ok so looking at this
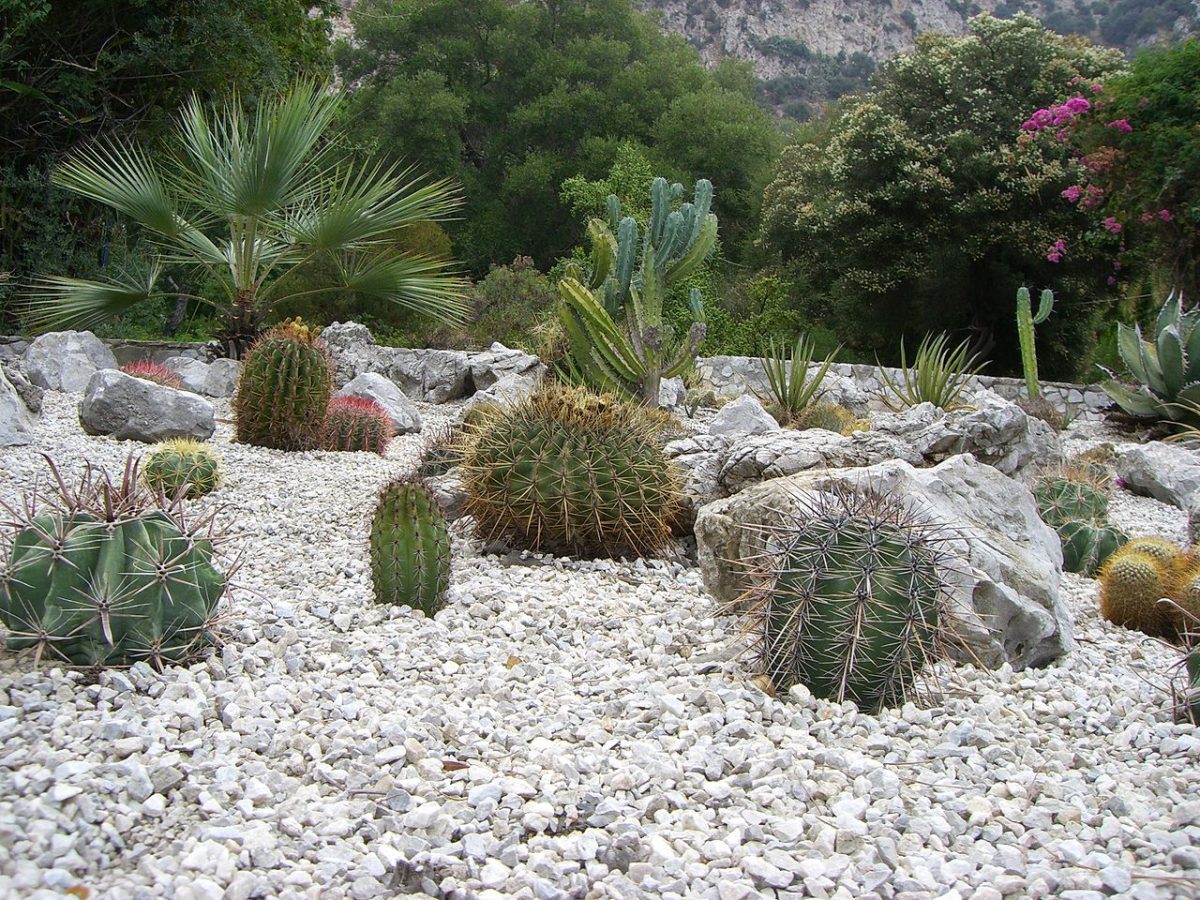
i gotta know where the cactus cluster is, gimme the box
[462,384,681,557]
[0,456,228,669]
[1098,536,1200,640]
[234,318,332,450]
[1034,468,1127,577]
[792,400,861,435]
[739,486,954,713]
[120,360,184,390]
[143,439,222,500]
[322,396,394,455]
[369,478,450,615]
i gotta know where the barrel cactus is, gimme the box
[1058,520,1127,577]
[234,318,332,450]
[369,478,450,615]
[1099,547,1175,638]
[0,456,227,669]
[322,396,393,455]
[120,360,184,390]
[739,487,953,713]
[1034,477,1109,528]
[793,401,859,435]
[143,439,222,500]
[461,383,681,557]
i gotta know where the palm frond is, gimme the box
[20,263,179,333]
[335,253,470,324]
[53,140,179,237]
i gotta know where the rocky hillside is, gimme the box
[639,0,1198,117]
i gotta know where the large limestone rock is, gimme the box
[1116,441,1200,513]
[695,455,1071,671]
[165,356,240,398]
[380,348,472,404]
[336,372,422,434]
[24,331,117,392]
[0,367,35,447]
[709,395,780,438]
[321,321,381,386]
[468,342,544,391]
[1,361,43,414]
[79,370,216,443]
[468,371,543,409]
[164,356,210,393]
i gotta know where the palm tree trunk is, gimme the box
[219,289,261,359]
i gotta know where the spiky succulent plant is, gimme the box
[142,439,222,500]
[1099,546,1176,639]
[1058,520,1127,577]
[120,360,184,390]
[461,383,681,557]
[792,400,859,435]
[0,455,230,669]
[738,486,954,713]
[369,477,450,615]
[1034,477,1109,529]
[234,318,331,450]
[322,396,394,455]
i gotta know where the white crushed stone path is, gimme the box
[0,393,1198,899]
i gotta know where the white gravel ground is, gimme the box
[1,394,1198,900]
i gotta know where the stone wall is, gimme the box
[0,336,212,366]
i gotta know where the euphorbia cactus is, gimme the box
[1016,286,1054,400]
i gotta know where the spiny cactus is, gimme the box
[369,478,450,615]
[793,400,859,435]
[1099,547,1176,638]
[558,177,717,405]
[1016,286,1054,400]
[322,396,394,455]
[461,383,681,557]
[738,486,954,713]
[142,439,222,500]
[234,318,331,450]
[1034,477,1109,528]
[1058,520,1127,577]
[1176,643,1200,725]
[120,360,184,390]
[0,456,228,669]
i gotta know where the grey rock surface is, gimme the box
[23,331,117,392]
[695,454,1071,670]
[336,373,422,434]
[1117,441,1200,513]
[468,343,543,392]
[0,366,35,446]
[0,361,43,414]
[468,371,542,409]
[709,395,779,438]
[320,321,380,386]
[381,348,472,404]
[78,369,216,442]
[204,359,240,398]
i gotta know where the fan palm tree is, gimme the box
[25,81,468,356]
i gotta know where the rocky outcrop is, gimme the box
[694,455,1071,671]
[79,370,216,443]
[1116,441,1200,513]
[24,331,118,392]
[0,366,35,447]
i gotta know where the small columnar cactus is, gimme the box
[234,318,332,450]
[1016,286,1054,400]
[120,360,184,390]
[369,478,450,615]
[739,487,954,713]
[322,396,394,455]
[1058,520,1127,577]
[462,384,681,557]
[143,439,222,500]
[0,456,228,669]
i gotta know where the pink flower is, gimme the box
[1108,276,1118,285]
[1065,97,1091,114]
[1102,217,1123,234]
[1061,185,1083,203]
[1046,239,1067,263]
[1106,118,1133,133]
[1141,211,1156,224]
[1091,83,1104,94]
[1159,209,1173,222]
[1080,184,1106,211]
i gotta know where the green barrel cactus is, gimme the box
[1034,477,1109,528]
[0,457,227,669]
[741,487,952,713]
[234,318,332,450]
[462,383,681,557]
[143,438,222,499]
[369,477,451,615]
[1058,520,1127,577]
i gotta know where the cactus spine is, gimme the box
[0,457,227,669]
[1034,477,1108,528]
[462,384,681,557]
[740,487,953,713]
[369,478,450,615]
[121,360,185,390]
[322,396,394,455]
[142,439,222,500]
[558,177,716,405]
[1016,286,1054,400]
[234,319,332,450]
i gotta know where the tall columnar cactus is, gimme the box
[1102,289,1200,429]
[322,396,394,455]
[461,383,681,557]
[558,177,717,406]
[1058,520,1127,577]
[369,478,450,615]
[739,487,953,713]
[234,318,332,450]
[0,456,228,669]
[142,438,222,500]
[1016,287,1054,400]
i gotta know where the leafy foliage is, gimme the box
[759,335,839,425]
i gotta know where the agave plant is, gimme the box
[1102,290,1200,430]
[759,334,840,425]
[877,333,987,412]
[25,81,468,356]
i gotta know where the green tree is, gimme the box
[337,0,780,272]
[761,14,1123,379]
[26,83,467,355]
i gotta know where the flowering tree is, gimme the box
[761,14,1123,379]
